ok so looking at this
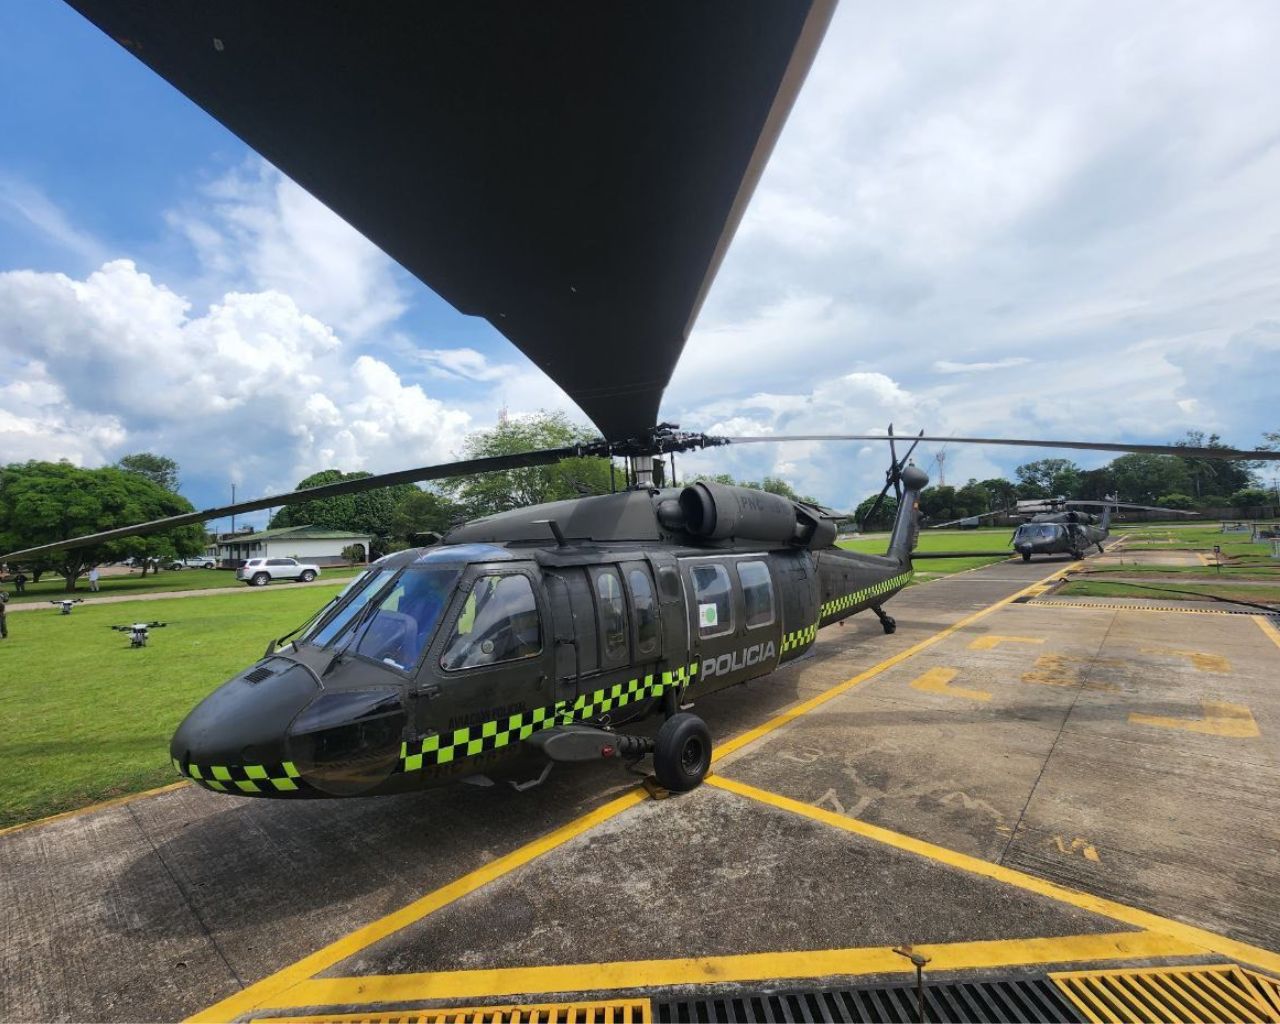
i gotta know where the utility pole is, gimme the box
[230,482,236,536]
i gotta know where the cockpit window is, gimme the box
[1016,524,1061,542]
[441,574,542,671]
[353,568,462,671]
[306,568,397,647]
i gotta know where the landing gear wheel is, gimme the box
[251,572,270,586]
[1021,551,1032,562]
[653,713,711,792]
[880,615,897,635]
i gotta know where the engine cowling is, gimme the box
[673,482,836,548]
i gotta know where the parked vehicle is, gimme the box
[235,557,320,586]
[168,556,217,570]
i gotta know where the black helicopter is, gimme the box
[933,498,1195,560]
[8,2,1279,799]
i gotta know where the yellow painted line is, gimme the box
[708,775,1280,975]
[1256,615,1280,652]
[1140,647,1231,673]
[909,666,991,702]
[1030,600,1259,617]
[1129,700,1260,738]
[0,781,190,838]
[185,788,649,1023]
[279,933,1194,1009]
[968,634,1045,650]
[255,997,654,1024]
[713,561,1080,763]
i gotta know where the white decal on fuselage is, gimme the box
[701,640,777,679]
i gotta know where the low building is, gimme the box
[212,525,373,568]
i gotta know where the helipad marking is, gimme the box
[707,776,1280,975]
[185,561,1083,1022]
[1055,836,1102,862]
[909,666,991,702]
[277,933,1195,1010]
[1129,701,1260,738]
[1140,647,1232,673]
[1256,615,1280,652]
[968,634,1045,650]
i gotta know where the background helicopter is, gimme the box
[7,2,1279,800]
[931,496,1196,560]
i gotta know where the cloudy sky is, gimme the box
[2,1,1279,525]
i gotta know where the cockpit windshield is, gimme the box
[1015,523,1061,543]
[339,567,463,672]
[304,568,398,648]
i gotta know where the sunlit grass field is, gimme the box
[838,527,1012,575]
[1056,579,1280,606]
[3,566,360,605]
[0,582,348,828]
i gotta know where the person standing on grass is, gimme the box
[0,591,8,639]
[13,571,25,595]
[89,566,100,592]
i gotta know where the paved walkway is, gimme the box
[5,576,348,613]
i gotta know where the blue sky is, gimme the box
[3,1,1280,525]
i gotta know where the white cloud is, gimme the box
[933,357,1030,374]
[167,161,408,340]
[0,260,471,502]
[417,347,511,383]
[0,177,107,266]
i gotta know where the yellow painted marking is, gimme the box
[714,561,1081,763]
[1052,964,1279,1024]
[1030,600,1251,616]
[0,781,189,838]
[909,667,991,702]
[1055,836,1101,862]
[255,998,654,1023]
[708,775,1280,975]
[1129,700,1260,738]
[1021,653,1127,690]
[189,560,1082,1020]
[279,933,1194,1010]
[1140,647,1232,673]
[1256,616,1280,653]
[185,788,649,1023]
[1196,552,1215,566]
[968,634,1045,650]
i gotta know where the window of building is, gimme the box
[691,563,733,638]
[441,574,542,671]
[737,560,775,629]
[627,569,659,657]
[594,568,629,666]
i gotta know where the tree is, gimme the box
[1229,487,1274,508]
[854,493,898,531]
[1109,454,1191,505]
[1015,459,1081,499]
[388,488,463,541]
[0,461,204,591]
[117,452,181,493]
[269,470,421,556]
[1172,431,1256,499]
[442,412,614,517]
[955,479,991,518]
[977,478,1018,512]
[1156,493,1196,510]
[1076,467,1117,501]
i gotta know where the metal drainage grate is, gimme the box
[656,977,1080,1023]
[253,1000,651,1024]
[1051,964,1280,1023]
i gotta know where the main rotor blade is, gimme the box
[66,1,834,442]
[1065,500,1199,514]
[0,446,582,562]
[724,435,1280,461]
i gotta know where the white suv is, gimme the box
[236,557,321,586]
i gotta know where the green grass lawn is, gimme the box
[0,581,350,828]
[1112,524,1272,557]
[1056,580,1280,606]
[838,528,1012,576]
[3,566,361,605]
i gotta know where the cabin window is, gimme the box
[691,563,733,638]
[355,567,461,670]
[737,560,775,629]
[594,568,629,666]
[627,569,659,658]
[441,574,542,671]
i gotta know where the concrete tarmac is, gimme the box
[4,555,1279,1022]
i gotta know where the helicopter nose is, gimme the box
[171,661,408,797]
[171,662,319,795]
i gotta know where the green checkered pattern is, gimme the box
[780,622,818,654]
[399,661,699,773]
[174,757,305,794]
[820,570,914,620]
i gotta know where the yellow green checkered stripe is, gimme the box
[820,570,914,620]
[399,661,699,773]
[780,622,817,654]
[174,757,306,794]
